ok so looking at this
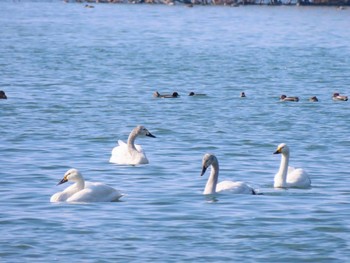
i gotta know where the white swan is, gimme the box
[50,169,123,202]
[273,143,311,188]
[200,153,256,195]
[109,125,156,165]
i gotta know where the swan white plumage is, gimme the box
[109,125,156,165]
[273,143,311,188]
[50,169,123,202]
[200,153,256,195]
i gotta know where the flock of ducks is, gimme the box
[152,90,348,102]
[51,125,312,203]
[153,91,207,98]
[1,90,347,102]
[279,93,348,102]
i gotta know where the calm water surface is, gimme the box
[1,1,350,262]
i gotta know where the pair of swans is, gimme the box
[51,125,155,202]
[200,143,311,195]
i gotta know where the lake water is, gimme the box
[1,1,350,262]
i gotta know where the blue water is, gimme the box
[1,1,350,262]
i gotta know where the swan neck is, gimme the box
[277,152,289,187]
[75,176,85,190]
[203,161,219,195]
[127,130,138,152]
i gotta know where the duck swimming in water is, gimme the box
[240,92,246,98]
[188,92,207,96]
[308,96,319,102]
[280,94,299,102]
[153,91,179,98]
[0,90,7,99]
[332,93,348,101]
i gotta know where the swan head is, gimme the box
[134,125,156,138]
[200,153,218,176]
[57,168,82,185]
[274,143,289,155]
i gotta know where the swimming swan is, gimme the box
[50,169,123,202]
[273,143,311,188]
[109,125,156,165]
[200,153,256,195]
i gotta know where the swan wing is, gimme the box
[132,144,148,164]
[50,191,65,202]
[287,168,311,188]
[110,140,128,164]
[216,181,255,194]
[50,183,82,202]
[67,182,123,202]
[112,140,144,154]
[109,140,148,165]
[111,140,126,154]
[135,144,145,154]
[287,166,296,174]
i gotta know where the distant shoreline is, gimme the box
[65,0,349,7]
